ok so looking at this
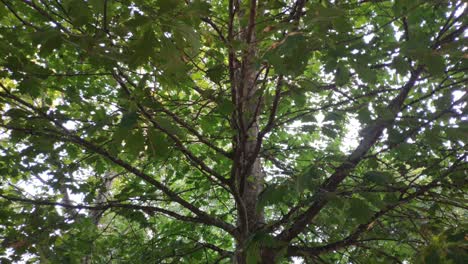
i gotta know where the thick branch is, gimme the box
[286,155,465,258]
[0,193,209,225]
[277,68,423,242]
[0,87,236,237]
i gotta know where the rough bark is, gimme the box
[232,1,309,262]
[232,1,266,262]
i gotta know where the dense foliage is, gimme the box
[0,0,466,263]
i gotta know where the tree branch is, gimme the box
[116,71,233,159]
[277,67,423,242]
[286,155,465,257]
[201,17,227,44]
[0,193,211,225]
[0,86,237,237]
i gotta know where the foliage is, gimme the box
[0,0,466,263]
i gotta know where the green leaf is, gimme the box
[264,34,311,76]
[335,62,350,86]
[347,198,374,224]
[363,171,393,185]
[309,5,345,21]
[157,0,181,12]
[292,90,307,107]
[361,192,385,209]
[392,56,411,75]
[216,99,234,116]
[206,65,225,83]
[333,16,352,33]
[257,185,289,210]
[322,124,338,138]
[324,112,345,122]
[393,0,412,16]
[356,65,377,84]
[424,53,445,76]
[114,112,138,142]
[119,112,138,129]
[383,193,399,204]
[449,170,466,186]
[154,117,182,137]
[434,90,452,109]
[394,143,413,161]
[130,29,158,66]
[357,107,372,124]
[32,30,63,57]
[125,129,145,157]
[64,0,92,26]
[147,129,170,159]
[296,167,321,193]
[446,127,467,142]
[88,0,105,14]
[17,77,41,97]
[301,113,317,123]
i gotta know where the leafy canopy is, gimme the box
[0,0,466,263]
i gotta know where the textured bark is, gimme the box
[232,1,308,261]
[232,1,265,262]
[238,38,264,232]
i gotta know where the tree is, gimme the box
[0,0,466,263]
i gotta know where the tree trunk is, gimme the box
[232,1,269,262]
[82,173,114,264]
[237,51,264,232]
